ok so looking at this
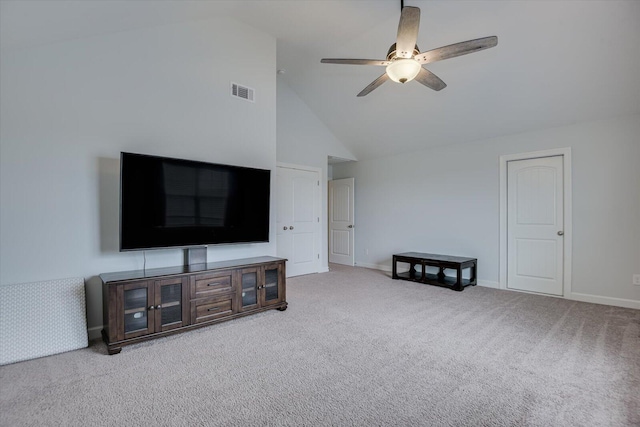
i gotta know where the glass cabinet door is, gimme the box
[238,264,283,311]
[122,282,154,339]
[240,268,259,309]
[155,278,187,332]
[264,266,280,304]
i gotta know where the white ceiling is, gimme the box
[2,0,639,160]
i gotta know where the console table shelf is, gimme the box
[392,252,477,292]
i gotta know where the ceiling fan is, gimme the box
[321,3,498,97]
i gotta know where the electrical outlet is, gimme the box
[633,274,640,286]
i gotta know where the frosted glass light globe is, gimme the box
[386,59,421,83]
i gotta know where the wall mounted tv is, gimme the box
[120,152,270,251]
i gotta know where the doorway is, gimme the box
[276,165,321,277]
[328,178,355,266]
[500,148,572,297]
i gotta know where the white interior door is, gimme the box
[276,166,320,277]
[329,178,355,266]
[507,156,564,295]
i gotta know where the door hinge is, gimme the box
[317,180,320,186]
[317,254,320,259]
[317,217,320,222]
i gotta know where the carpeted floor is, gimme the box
[1,264,639,426]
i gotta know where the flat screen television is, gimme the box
[120,152,270,251]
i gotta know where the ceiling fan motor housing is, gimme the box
[386,43,421,61]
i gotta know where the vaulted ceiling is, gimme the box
[2,1,639,160]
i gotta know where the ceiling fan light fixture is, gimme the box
[386,58,421,83]
[320,4,497,96]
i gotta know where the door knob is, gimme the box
[348,225,353,228]
[283,226,288,230]
[289,226,294,230]
[557,231,564,236]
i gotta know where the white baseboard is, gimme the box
[355,261,392,272]
[318,266,330,273]
[495,286,639,310]
[349,263,638,309]
[359,262,638,309]
[357,262,499,289]
[87,326,103,341]
[477,280,500,289]
[569,292,640,310]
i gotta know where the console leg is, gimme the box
[392,256,398,279]
[277,302,288,311]
[454,267,464,291]
[470,263,477,286]
[107,346,122,355]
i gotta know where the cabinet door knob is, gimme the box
[557,231,564,236]
[348,225,354,228]
[283,226,288,230]
[148,306,155,310]
[155,305,162,309]
[289,226,294,230]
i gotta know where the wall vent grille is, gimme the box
[231,82,255,102]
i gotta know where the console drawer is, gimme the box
[191,294,235,324]
[190,271,233,298]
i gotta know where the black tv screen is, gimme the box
[120,152,270,251]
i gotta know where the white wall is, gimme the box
[276,80,356,272]
[333,115,640,307]
[0,17,277,334]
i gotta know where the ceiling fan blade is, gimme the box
[414,67,446,91]
[415,36,498,64]
[321,58,390,66]
[357,73,390,97]
[396,6,420,58]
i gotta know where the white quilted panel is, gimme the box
[0,277,88,365]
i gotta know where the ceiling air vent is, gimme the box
[231,82,255,103]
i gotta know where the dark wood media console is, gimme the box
[101,256,287,354]
[392,252,477,291]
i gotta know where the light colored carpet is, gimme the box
[1,264,639,426]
